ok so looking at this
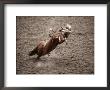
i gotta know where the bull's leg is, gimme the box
[48,52,51,57]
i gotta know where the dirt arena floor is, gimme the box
[16,16,94,74]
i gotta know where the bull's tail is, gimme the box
[29,47,38,56]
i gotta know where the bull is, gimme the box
[29,24,71,59]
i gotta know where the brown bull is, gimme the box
[29,24,71,59]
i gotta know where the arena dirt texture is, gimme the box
[16,16,94,74]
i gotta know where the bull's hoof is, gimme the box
[48,53,51,57]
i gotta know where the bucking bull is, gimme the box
[29,24,72,59]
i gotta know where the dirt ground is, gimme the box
[16,16,94,74]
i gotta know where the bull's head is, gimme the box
[59,24,72,38]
